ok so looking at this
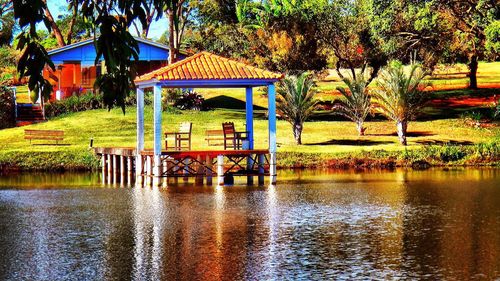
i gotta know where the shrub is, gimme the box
[45,91,104,118]
[0,86,15,129]
[174,90,207,111]
[436,145,467,162]
[493,98,500,120]
[165,88,183,105]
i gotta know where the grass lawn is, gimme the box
[0,105,498,155]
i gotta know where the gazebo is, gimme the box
[134,52,284,187]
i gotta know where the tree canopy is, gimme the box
[9,0,500,113]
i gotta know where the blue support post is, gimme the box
[268,84,277,153]
[136,87,145,186]
[245,87,254,149]
[267,84,277,185]
[153,84,163,187]
[246,87,254,185]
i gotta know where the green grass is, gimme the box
[0,104,498,170]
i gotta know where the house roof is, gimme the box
[135,51,284,83]
[47,36,187,56]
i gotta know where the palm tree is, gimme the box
[371,62,428,145]
[277,72,318,145]
[334,74,372,136]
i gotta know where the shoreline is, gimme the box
[1,142,498,173]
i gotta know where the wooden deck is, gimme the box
[93,147,271,186]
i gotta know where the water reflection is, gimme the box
[0,168,498,279]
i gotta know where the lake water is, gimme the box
[0,168,499,280]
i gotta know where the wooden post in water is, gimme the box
[113,155,118,185]
[107,154,112,185]
[258,154,265,185]
[120,155,125,187]
[101,155,107,185]
[195,155,203,185]
[127,156,133,186]
[217,155,224,186]
[146,155,152,186]
[269,153,277,185]
[162,158,168,188]
[247,154,254,185]
[206,155,213,185]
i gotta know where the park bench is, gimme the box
[205,129,225,147]
[24,129,64,145]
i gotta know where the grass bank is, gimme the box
[0,105,498,171]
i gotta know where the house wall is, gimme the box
[44,63,84,101]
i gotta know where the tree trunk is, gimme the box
[41,0,65,47]
[396,120,408,146]
[168,11,176,64]
[293,122,303,145]
[356,121,365,136]
[468,54,478,90]
[65,3,78,44]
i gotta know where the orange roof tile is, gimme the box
[135,52,284,83]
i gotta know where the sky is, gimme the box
[47,1,168,40]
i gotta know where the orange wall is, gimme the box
[44,63,99,101]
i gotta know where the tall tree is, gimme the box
[318,0,387,84]
[165,0,193,63]
[436,0,499,89]
[131,0,156,38]
[0,0,14,46]
[40,0,66,47]
[366,0,453,71]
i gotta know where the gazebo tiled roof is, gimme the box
[135,51,284,82]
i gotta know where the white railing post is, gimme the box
[136,87,145,186]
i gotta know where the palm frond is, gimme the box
[371,63,428,123]
[277,72,318,125]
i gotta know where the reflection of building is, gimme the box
[42,37,186,101]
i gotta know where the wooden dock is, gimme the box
[93,147,273,186]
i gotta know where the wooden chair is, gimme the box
[222,122,247,150]
[165,122,192,151]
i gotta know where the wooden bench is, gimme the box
[24,129,64,145]
[205,129,225,146]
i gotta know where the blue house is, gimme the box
[43,37,186,100]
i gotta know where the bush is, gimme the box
[436,144,467,162]
[174,90,207,111]
[0,86,16,129]
[164,88,183,105]
[45,91,104,118]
